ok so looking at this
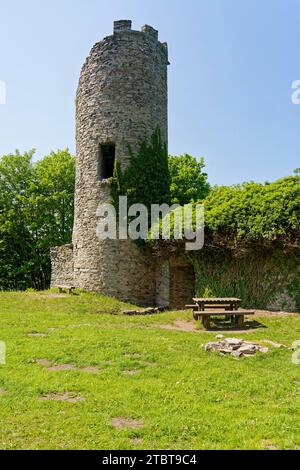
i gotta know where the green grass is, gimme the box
[0,290,300,450]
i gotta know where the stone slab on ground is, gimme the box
[123,307,166,316]
[204,337,270,358]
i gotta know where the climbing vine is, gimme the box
[110,127,170,219]
[191,248,300,311]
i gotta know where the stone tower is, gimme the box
[51,20,195,308]
[72,20,168,304]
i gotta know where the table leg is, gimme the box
[202,316,210,329]
[237,315,244,328]
[233,302,240,326]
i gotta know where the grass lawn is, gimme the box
[0,290,299,450]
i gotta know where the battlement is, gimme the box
[113,20,159,41]
[113,20,132,33]
[141,25,158,41]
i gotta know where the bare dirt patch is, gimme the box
[36,359,52,366]
[111,417,144,429]
[0,388,5,396]
[36,359,100,373]
[81,366,100,374]
[157,308,297,334]
[157,320,262,334]
[47,364,75,371]
[39,392,84,403]
[157,320,199,333]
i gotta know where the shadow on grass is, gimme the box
[205,319,266,332]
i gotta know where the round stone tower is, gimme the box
[72,20,169,305]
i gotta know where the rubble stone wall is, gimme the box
[169,258,195,309]
[70,20,168,305]
[50,244,74,287]
[156,260,170,307]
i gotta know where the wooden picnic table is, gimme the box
[193,297,241,312]
[187,297,254,329]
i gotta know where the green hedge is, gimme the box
[153,175,300,244]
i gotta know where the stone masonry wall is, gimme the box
[155,257,196,310]
[50,244,74,287]
[155,260,170,307]
[169,258,195,310]
[71,20,169,305]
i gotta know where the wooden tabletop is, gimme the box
[193,298,241,303]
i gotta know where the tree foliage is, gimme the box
[0,149,75,290]
[204,176,300,241]
[169,154,210,205]
[154,174,300,245]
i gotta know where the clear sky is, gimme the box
[0,0,299,185]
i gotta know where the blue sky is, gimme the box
[0,0,299,185]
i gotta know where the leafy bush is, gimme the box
[169,154,210,205]
[153,175,300,243]
[0,149,75,290]
[204,176,300,241]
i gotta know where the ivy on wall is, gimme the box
[111,127,170,218]
[191,248,300,312]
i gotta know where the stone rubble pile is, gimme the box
[204,337,269,358]
[123,307,166,316]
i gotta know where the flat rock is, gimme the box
[231,350,243,358]
[219,348,233,355]
[123,310,138,315]
[237,345,256,355]
[123,307,161,316]
[204,342,221,352]
[204,337,271,358]
[224,338,243,346]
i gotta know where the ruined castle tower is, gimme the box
[58,21,169,304]
[51,20,195,307]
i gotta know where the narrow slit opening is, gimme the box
[98,143,115,179]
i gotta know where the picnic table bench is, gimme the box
[186,298,255,329]
[55,285,75,295]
